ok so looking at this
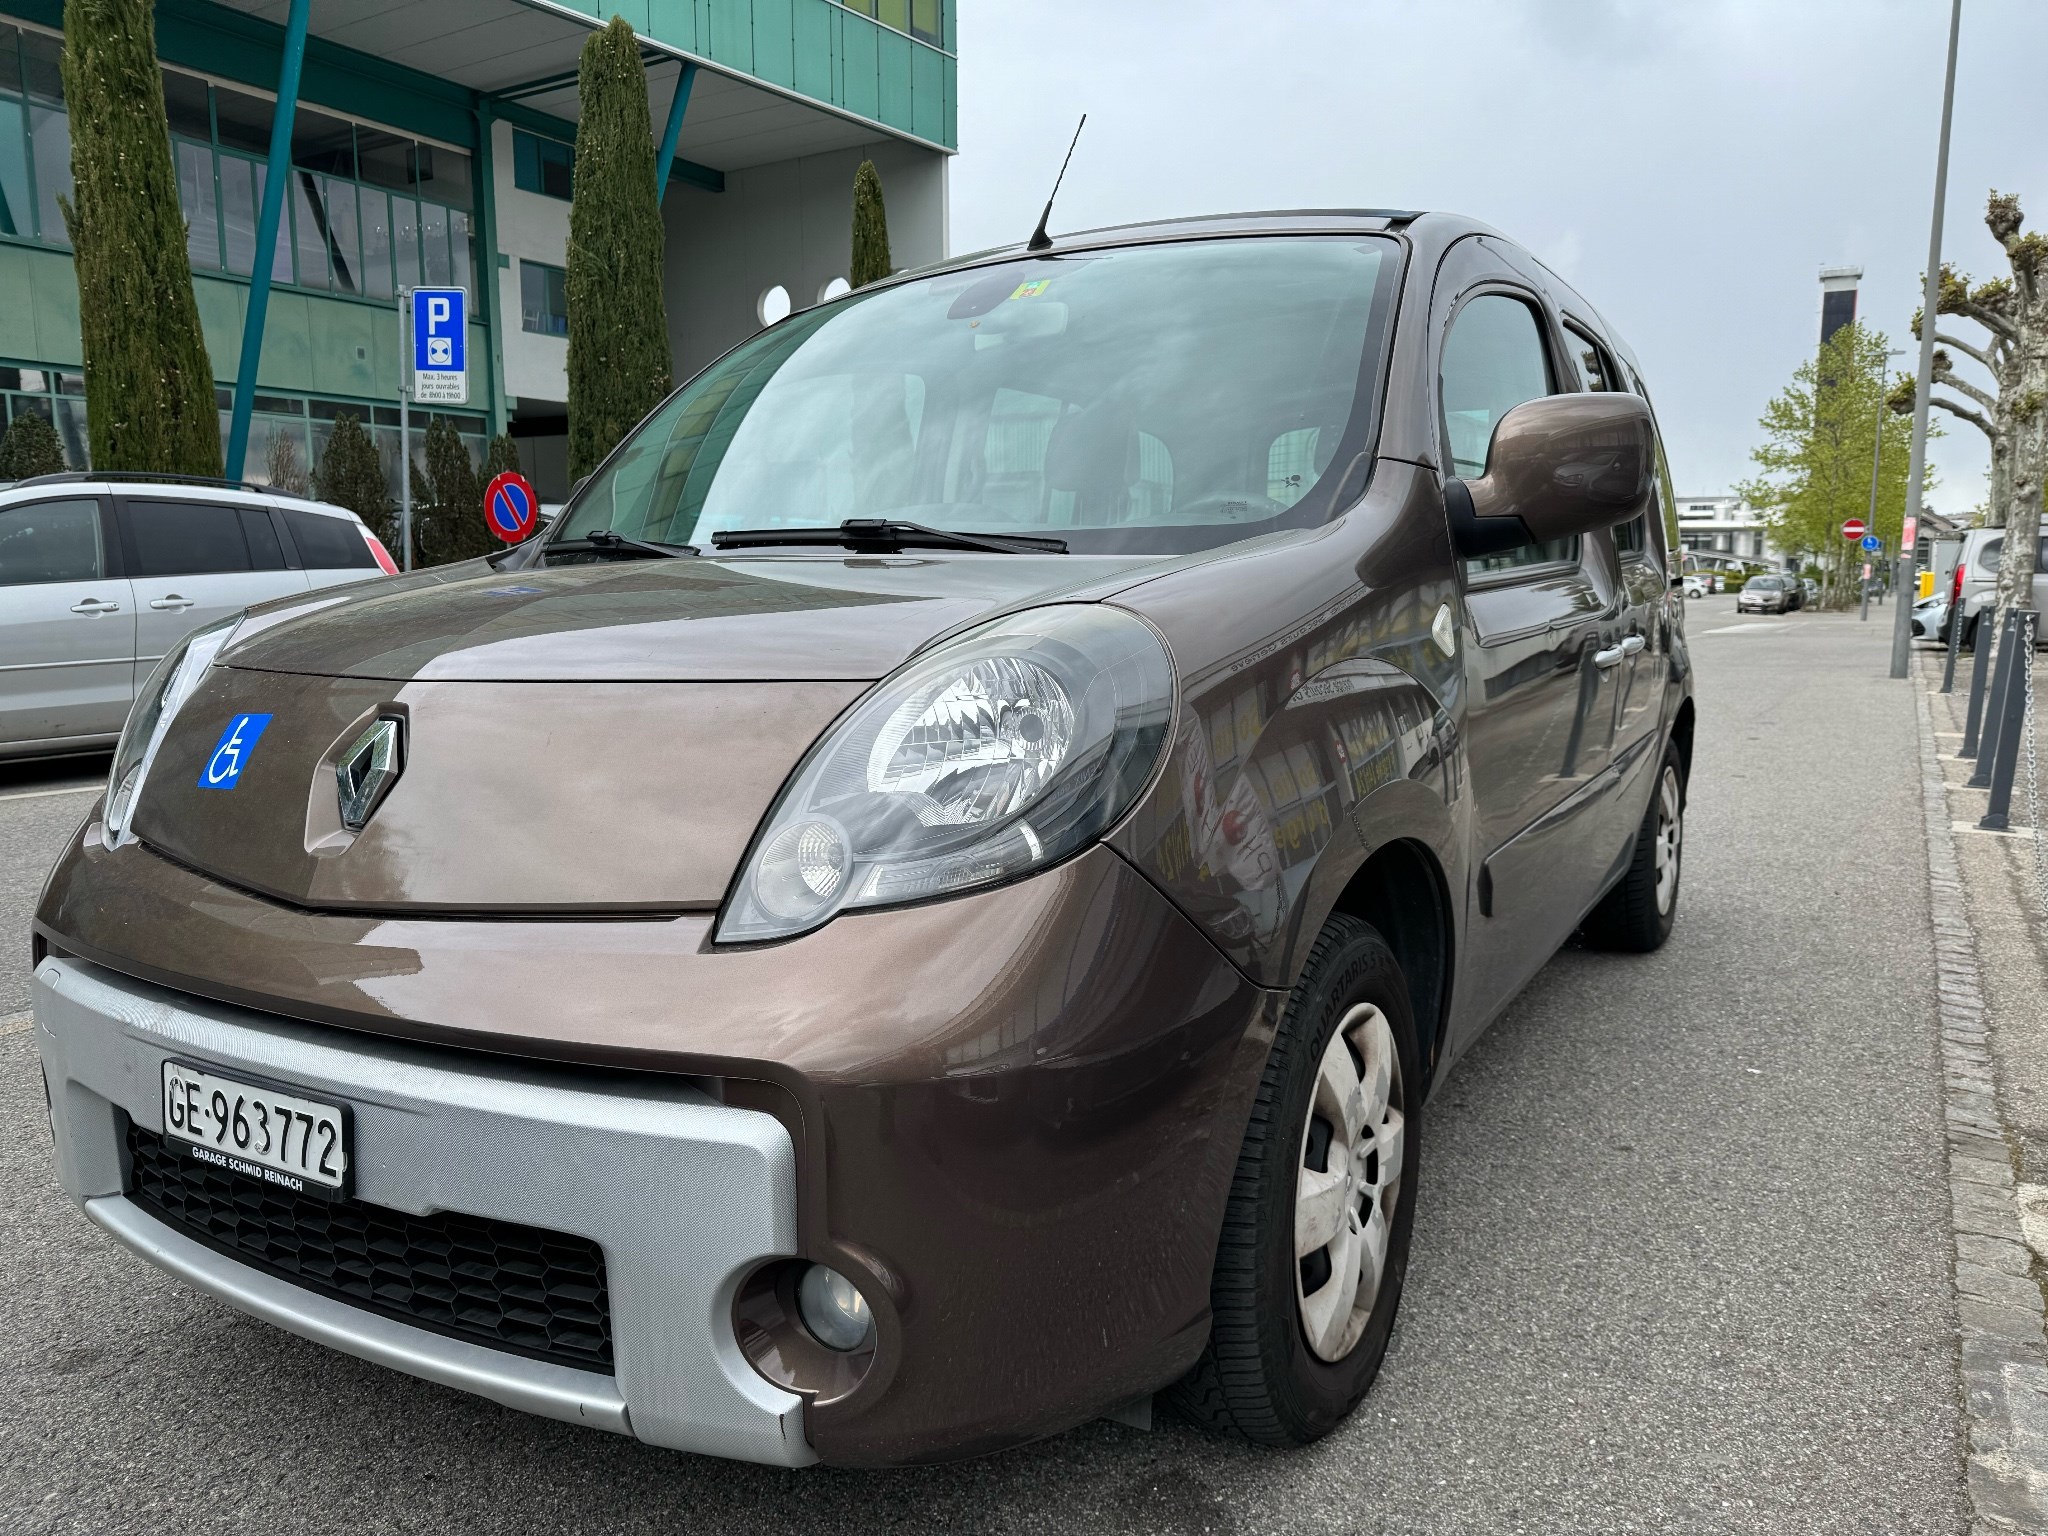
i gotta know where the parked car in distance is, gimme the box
[1737,573,1797,613]
[1682,573,1709,598]
[35,210,1695,1468]
[1948,520,2048,647]
[1800,577,1820,607]
[0,474,397,761]
[1912,593,1950,641]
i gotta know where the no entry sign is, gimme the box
[484,470,539,543]
[1841,518,1867,540]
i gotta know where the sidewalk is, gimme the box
[1919,639,2048,1535]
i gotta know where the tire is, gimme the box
[1581,739,1685,952]
[1169,914,1420,1445]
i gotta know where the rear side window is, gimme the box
[126,500,251,576]
[240,507,288,570]
[0,498,103,584]
[284,508,375,569]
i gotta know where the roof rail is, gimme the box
[11,470,279,494]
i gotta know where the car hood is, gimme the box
[133,551,1166,912]
[220,552,1162,682]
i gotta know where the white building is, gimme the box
[1676,495,1797,574]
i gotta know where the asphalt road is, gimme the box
[0,599,1969,1535]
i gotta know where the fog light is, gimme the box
[796,1263,874,1352]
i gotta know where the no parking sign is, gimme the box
[484,470,540,543]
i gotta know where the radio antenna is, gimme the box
[1026,114,1087,252]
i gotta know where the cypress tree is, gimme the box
[565,16,671,481]
[312,412,396,553]
[413,416,489,568]
[851,160,891,287]
[60,0,220,475]
[0,412,70,479]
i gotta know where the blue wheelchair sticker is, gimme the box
[198,713,273,791]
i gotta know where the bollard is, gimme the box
[1941,592,1963,693]
[1959,609,2000,757]
[1979,608,2039,831]
[1967,609,2024,789]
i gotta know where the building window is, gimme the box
[0,362,88,467]
[512,130,573,201]
[520,260,568,336]
[836,0,945,48]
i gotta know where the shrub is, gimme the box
[0,411,69,478]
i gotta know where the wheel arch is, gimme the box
[1669,696,1695,793]
[1324,838,1453,1083]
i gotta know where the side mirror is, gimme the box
[1445,393,1656,559]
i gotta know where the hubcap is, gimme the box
[1294,1003,1404,1363]
[1654,765,1682,915]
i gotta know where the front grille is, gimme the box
[124,1122,613,1373]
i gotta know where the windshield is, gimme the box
[554,236,1398,557]
[1748,576,1782,589]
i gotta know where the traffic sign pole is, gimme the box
[399,288,411,573]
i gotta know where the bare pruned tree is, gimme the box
[1912,191,2047,617]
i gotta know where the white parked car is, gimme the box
[0,473,398,761]
[1681,574,1708,598]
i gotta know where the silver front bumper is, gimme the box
[34,955,814,1466]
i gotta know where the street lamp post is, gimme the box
[1892,0,1964,677]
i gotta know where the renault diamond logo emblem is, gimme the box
[336,717,403,830]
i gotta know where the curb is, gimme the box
[1915,666,2048,1536]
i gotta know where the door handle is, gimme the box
[1593,644,1624,669]
[1620,634,1646,655]
[148,594,195,611]
[69,597,121,615]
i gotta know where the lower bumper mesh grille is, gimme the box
[124,1122,613,1372]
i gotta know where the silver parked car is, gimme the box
[1949,520,2048,647]
[0,474,398,760]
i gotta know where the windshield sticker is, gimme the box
[1009,279,1051,300]
[197,713,274,792]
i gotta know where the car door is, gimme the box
[0,494,137,751]
[1437,249,1630,1031]
[118,495,311,672]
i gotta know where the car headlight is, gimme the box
[718,605,1174,944]
[103,615,242,847]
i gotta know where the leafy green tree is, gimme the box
[0,411,69,478]
[312,412,396,552]
[59,0,219,475]
[851,159,891,288]
[566,15,671,481]
[1737,322,1932,609]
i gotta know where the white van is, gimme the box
[1949,520,2048,647]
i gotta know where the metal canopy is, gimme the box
[211,0,922,170]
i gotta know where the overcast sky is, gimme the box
[952,0,2048,520]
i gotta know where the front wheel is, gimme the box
[1581,740,1685,952]
[1169,915,1420,1445]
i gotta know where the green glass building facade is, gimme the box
[0,0,955,499]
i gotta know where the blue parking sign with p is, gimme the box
[198,713,273,791]
[410,287,467,403]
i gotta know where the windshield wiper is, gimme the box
[550,529,699,560]
[710,519,1068,556]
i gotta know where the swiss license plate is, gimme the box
[161,1061,350,1194]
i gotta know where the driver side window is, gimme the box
[1441,293,1575,575]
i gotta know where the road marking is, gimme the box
[0,784,98,804]
[1697,622,1791,635]
[0,1011,30,1037]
